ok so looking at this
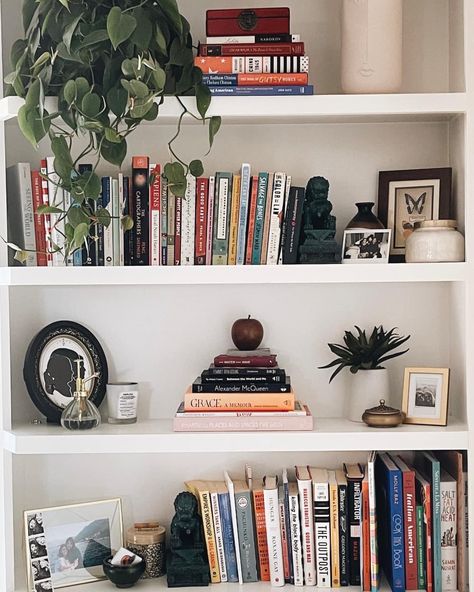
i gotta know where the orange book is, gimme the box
[245,176,259,264]
[253,489,270,581]
[184,388,295,412]
[362,475,371,592]
[228,175,241,265]
[238,73,308,86]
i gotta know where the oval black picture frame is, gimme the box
[23,321,108,424]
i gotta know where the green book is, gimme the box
[416,504,426,590]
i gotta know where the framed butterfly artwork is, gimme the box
[378,168,452,262]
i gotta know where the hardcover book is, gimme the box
[206,34,300,44]
[191,376,291,393]
[184,387,295,412]
[267,172,287,265]
[328,470,340,588]
[204,365,285,378]
[210,482,228,582]
[252,485,270,581]
[415,470,433,592]
[224,472,243,583]
[212,172,232,265]
[208,85,313,96]
[216,481,238,582]
[131,155,150,265]
[279,485,291,583]
[199,42,305,57]
[263,475,285,586]
[361,473,370,592]
[195,178,208,265]
[149,164,161,266]
[101,177,113,267]
[6,163,36,267]
[367,451,379,592]
[227,174,241,265]
[181,174,196,265]
[416,504,426,590]
[260,173,274,264]
[236,163,251,265]
[167,190,176,266]
[344,463,364,587]
[46,156,66,266]
[202,73,308,86]
[440,470,457,591]
[30,170,47,266]
[112,178,120,266]
[288,481,304,586]
[160,176,168,265]
[195,55,310,74]
[233,480,258,582]
[251,172,269,264]
[245,176,259,265]
[282,470,294,584]
[175,400,307,418]
[205,176,216,266]
[336,469,349,587]
[174,190,182,266]
[312,468,331,587]
[282,186,305,264]
[40,159,54,266]
[295,465,316,586]
[214,353,277,367]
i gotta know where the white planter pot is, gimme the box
[341,0,403,94]
[347,368,390,422]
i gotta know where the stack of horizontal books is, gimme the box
[174,348,313,431]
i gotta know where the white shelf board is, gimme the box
[2,262,467,287]
[4,418,468,455]
[0,93,467,125]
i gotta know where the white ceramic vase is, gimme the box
[341,0,403,94]
[347,368,390,422]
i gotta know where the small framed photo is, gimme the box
[342,229,391,263]
[378,168,452,262]
[25,499,123,590]
[402,367,450,425]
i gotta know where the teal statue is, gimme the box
[299,176,340,263]
[167,492,210,588]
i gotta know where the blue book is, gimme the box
[251,173,268,265]
[208,85,314,96]
[217,483,239,582]
[236,163,251,265]
[415,452,441,592]
[375,453,405,592]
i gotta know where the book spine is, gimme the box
[348,478,362,586]
[205,34,300,44]
[192,382,290,393]
[251,172,268,265]
[267,172,286,265]
[160,177,168,265]
[424,482,433,592]
[63,191,73,266]
[195,178,208,265]
[462,470,468,592]
[112,178,120,266]
[209,85,313,96]
[431,461,442,592]
[46,157,65,266]
[77,164,95,266]
[195,55,310,74]
[149,164,161,266]
[102,177,113,266]
[211,491,228,582]
[181,174,196,265]
[206,367,285,377]
[95,181,104,266]
[31,170,47,266]
[278,174,291,264]
[7,163,36,267]
[245,176,259,265]
[260,173,274,264]
[122,176,131,266]
[289,489,304,586]
[416,505,426,590]
[202,73,308,86]
[279,488,291,582]
[389,471,405,591]
[212,173,232,265]
[167,190,176,266]
[283,479,294,584]
[200,42,305,56]
[314,481,331,587]
[184,392,294,412]
[218,491,239,582]
[330,480,340,587]
[362,479,370,592]
[227,174,241,265]
[368,457,379,592]
[205,176,215,265]
[177,407,305,418]
[235,490,258,582]
[236,164,251,265]
[118,173,125,266]
[264,486,285,586]
[131,156,149,265]
[199,490,220,583]
[283,186,305,264]
[174,414,312,432]
[174,191,182,266]
[214,355,277,367]
[338,483,349,586]
[39,160,53,266]
[253,490,270,581]
[403,471,418,590]
[441,480,457,591]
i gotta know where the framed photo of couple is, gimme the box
[402,367,450,426]
[25,498,123,590]
[378,168,452,262]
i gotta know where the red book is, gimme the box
[362,475,371,592]
[31,170,47,266]
[199,42,304,57]
[206,7,290,37]
[195,178,208,265]
[245,176,259,265]
[415,471,433,592]
[214,354,277,367]
[149,164,161,266]
[253,489,270,580]
[174,195,182,266]
[394,457,418,590]
[39,159,53,266]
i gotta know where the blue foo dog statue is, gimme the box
[167,492,210,587]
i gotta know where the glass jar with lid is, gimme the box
[405,220,465,263]
[126,522,166,578]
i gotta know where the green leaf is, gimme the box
[81,92,101,118]
[51,135,73,168]
[169,181,186,198]
[82,29,110,48]
[169,38,193,66]
[155,22,169,54]
[68,206,90,228]
[131,8,153,50]
[143,102,159,121]
[130,97,154,119]
[196,84,211,119]
[82,172,102,200]
[189,159,204,177]
[25,79,40,109]
[106,87,128,117]
[101,138,127,166]
[23,0,37,32]
[58,0,70,8]
[129,79,149,99]
[31,51,50,72]
[82,121,104,133]
[37,204,64,215]
[63,80,76,105]
[151,66,166,91]
[208,116,221,150]
[73,222,89,249]
[105,127,121,143]
[163,161,185,183]
[63,15,82,53]
[107,6,137,51]
[10,39,27,69]
[75,77,90,101]
[96,207,111,228]
[18,106,49,147]
[159,0,183,36]
[64,222,75,243]
[121,215,134,231]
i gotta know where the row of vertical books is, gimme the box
[184,451,468,591]
[7,160,306,267]
[195,7,313,96]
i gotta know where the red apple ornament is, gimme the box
[231,316,264,351]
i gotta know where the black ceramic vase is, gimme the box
[346,202,384,229]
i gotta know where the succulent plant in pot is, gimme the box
[5,0,221,262]
[319,325,410,422]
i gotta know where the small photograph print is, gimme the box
[35,581,53,592]
[31,559,51,582]
[29,536,48,559]
[414,376,437,408]
[342,230,391,264]
[402,368,450,426]
[27,513,45,537]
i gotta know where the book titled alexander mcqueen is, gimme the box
[192,377,291,393]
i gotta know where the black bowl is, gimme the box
[103,556,146,588]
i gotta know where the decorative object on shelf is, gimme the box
[342,229,391,263]
[362,399,404,428]
[24,498,123,590]
[126,522,166,579]
[167,492,210,587]
[378,168,453,262]
[402,367,450,426]
[107,383,139,425]
[298,176,340,264]
[405,220,465,263]
[23,321,108,424]
[103,549,146,589]
[341,0,403,94]
[345,202,385,230]
[5,1,221,263]
[231,316,264,351]
[60,360,102,431]
[319,325,410,422]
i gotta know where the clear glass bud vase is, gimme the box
[61,394,101,431]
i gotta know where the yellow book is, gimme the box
[227,174,241,265]
[185,480,221,583]
[329,470,340,587]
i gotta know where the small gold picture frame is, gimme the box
[402,367,450,426]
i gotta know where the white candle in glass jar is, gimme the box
[106,383,139,424]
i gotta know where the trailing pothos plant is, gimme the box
[6,0,221,262]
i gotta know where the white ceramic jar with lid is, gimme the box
[405,220,464,263]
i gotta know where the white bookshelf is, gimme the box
[0,0,473,591]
